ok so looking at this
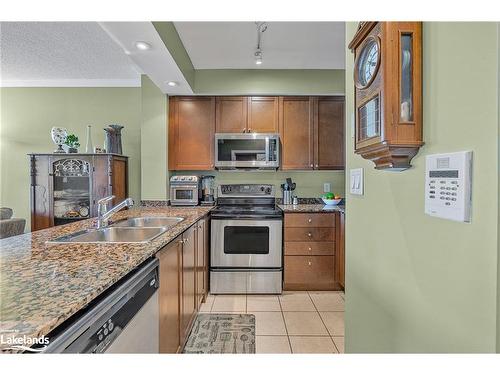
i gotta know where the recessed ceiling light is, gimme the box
[167,81,179,87]
[135,41,151,51]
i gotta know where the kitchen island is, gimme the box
[0,206,212,352]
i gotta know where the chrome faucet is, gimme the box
[96,195,134,229]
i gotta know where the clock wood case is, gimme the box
[349,22,423,171]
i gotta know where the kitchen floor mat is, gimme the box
[182,314,256,354]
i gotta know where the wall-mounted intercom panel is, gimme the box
[425,151,472,222]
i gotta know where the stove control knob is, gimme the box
[265,187,272,194]
[260,186,265,192]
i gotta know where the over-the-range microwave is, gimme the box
[214,133,280,170]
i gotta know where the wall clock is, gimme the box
[349,22,423,171]
[355,36,380,89]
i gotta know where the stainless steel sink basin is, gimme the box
[48,227,167,244]
[112,216,184,228]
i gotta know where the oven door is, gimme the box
[211,219,282,268]
[170,185,198,205]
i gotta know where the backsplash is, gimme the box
[170,170,345,199]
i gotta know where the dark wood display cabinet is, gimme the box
[349,22,423,170]
[29,153,128,231]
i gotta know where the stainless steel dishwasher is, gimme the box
[43,258,159,353]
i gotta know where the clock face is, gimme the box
[356,38,380,88]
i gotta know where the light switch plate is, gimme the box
[323,183,331,193]
[350,168,364,195]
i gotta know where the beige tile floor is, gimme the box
[198,291,345,354]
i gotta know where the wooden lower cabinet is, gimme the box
[157,235,182,353]
[195,218,208,308]
[158,218,209,353]
[284,227,334,242]
[284,212,340,291]
[180,225,196,345]
[284,255,335,290]
[335,211,345,289]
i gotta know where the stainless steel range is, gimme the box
[210,184,283,294]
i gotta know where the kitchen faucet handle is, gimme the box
[98,195,115,205]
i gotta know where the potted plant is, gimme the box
[64,134,80,153]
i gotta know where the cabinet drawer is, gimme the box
[284,255,335,290]
[284,241,335,256]
[285,213,335,228]
[284,227,334,242]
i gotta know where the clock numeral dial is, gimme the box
[356,37,380,88]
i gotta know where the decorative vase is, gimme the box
[85,125,93,153]
[104,124,124,154]
[68,147,78,153]
[51,127,67,153]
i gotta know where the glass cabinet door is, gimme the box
[400,33,413,122]
[358,95,381,141]
[52,158,91,225]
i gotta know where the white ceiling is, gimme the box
[174,22,345,69]
[0,22,142,87]
[99,22,193,94]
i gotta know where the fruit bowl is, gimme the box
[321,198,342,206]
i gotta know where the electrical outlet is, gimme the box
[323,183,331,193]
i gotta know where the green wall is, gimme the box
[0,87,142,231]
[141,75,168,201]
[344,22,500,353]
[194,69,345,95]
[172,170,345,199]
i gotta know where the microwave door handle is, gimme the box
[265,137,269,162]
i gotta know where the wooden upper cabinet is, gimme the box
[215,97,247,133]
[314,97,345,169]
[215,96,278,133]
[168,95,344,171]
[169,96,215,171]
[247,96,279,133]
[279,96,345,171]
[279,97,314,170]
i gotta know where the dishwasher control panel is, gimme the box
[425,151,472,222]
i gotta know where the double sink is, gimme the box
[49,217,184,244]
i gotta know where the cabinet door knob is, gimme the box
[307,232,312,237]
[310,164,313,168]
[308,261,312,266]
[308,247,312,251]
[315,164,319,168]
[308,218,312,223]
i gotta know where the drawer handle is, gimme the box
[308,247,312,251]
[308,218,312,223]
[307,232,312,237]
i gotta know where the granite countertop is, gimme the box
[278,203,345,213]
[0,206,212,352]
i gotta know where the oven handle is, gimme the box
[210,216,283,220]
